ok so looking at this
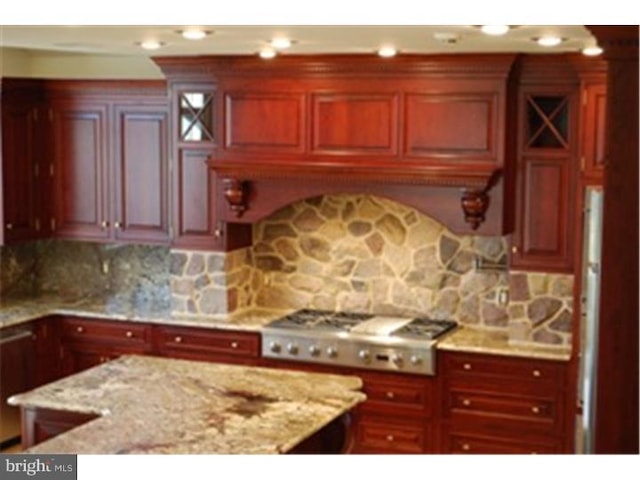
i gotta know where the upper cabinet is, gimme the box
[48,82,170,245]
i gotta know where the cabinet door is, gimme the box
[113,104,170,244]
[1,103,37,243]
[52,101,110,240]
[581,83,607,181]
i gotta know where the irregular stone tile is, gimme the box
[289,274,324,293]
[342,201,356,221]
[527,297,563,326]
[508,304,526,319]
[171,297,187,313]
[508,321,530,342]
[187,299,198,314]
[348,221,373,236]
[212,273,227,287]
[405,217,443,248]
[482,302,509,326]
[328,259,356,276]
[449,250,474,274]
[339,292,371,312]
[255,285,310,309]
[551,275,574,297]
[532,328,562,345]
[262,223,297,242]
[356,197,384,220]
[311,295,337,311]
[404,211,418,226]
[227,288,238,312]
[334,243,371,260]
[375,214,407,246]
[253,242,275,254]
[274,238,299,262]
[528,274,548,296]
[170,252,188,275]
[439,235,460,266]
[458,296,480,324]
[207,254,225,273]
[299,236,331,262]
[473,236,506,260]
[186,254,205,276]
[351,279,368,292]
[509,273,530,301]
[172,278,194,295]
[255,255,286,272]
[353,258,382,278]
[319,203,339,220]
[298,259,323,276]
[459,272,499,297]
[414,246,439,270]
[293,208,325,232]
[317,221,347,240]
[434,290,460,318]
[194,275,211,289]
[549,309,572,332]
[365,232,385,256]
[199,288,228,314]
[371,279,390,301]
[442,273,461,288]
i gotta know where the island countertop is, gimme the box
[9,355,366,454]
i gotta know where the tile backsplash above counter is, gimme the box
[1,194,573,349]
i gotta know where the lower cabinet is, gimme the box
[354,418,429,454]
[439,351,570,454]
[20,407,97,449]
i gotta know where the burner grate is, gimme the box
[268,309,373,331]
[392,318,457,339]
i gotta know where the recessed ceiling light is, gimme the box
[270,37,292,50]
[536,36,564,47]
[259,47,277,59]
[582,45,603,56]
[138,40,165,50]
[378,45,397,58]
[480,25,510,36]
[180,29,211,41]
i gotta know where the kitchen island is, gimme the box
[8,355,365,454]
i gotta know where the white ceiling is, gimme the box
[0,25,597,57]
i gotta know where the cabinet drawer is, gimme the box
[155,326,260,359]
[449,390,556,422]
[355,420,427,454]
[61,318,150,347]
[445,353,564,384]
[445,431,561,454]
[358,372,432,416]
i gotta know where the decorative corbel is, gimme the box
[223,178,249,218]
[460,169,503,230]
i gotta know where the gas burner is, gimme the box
[268,309,373,331]
[392,318,458,340]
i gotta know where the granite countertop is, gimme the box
[0,295,571,361]
[9,355,366,454]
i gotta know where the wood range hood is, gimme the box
[155,54,519,235]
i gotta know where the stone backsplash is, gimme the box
[0,241,39,298]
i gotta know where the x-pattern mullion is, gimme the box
[180,94,214,141]
[526,96,569,149]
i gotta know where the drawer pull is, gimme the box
[230,341,239,349]
[463,363,472,371]
[532,369,541,377]
[531,406,541,414]
[76,326,85,333]
[386,391,395,399]
[174,336,183,343]
[125,331,133,338]
[462,399,471,407]
[461,443,470,451]
[386,435,394,442]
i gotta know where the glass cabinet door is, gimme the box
[178,91,215,142]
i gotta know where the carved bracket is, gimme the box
[460,169,503,230]
[223,178,249,218]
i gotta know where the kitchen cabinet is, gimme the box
[32,317,63,387]
[20,407,97,449]
[153,325,260,365]
[0,79,46,245]
[580,82,607,182]
[50,81,170,245]
[510,77,578,273]
[440,351,570,454]
[59,317,153,376]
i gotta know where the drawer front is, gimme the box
[156,327,260,358]
[445,431,561,454]
[360,376,431,416]
[445,353,564,384]
[61,318,150,347]
[355,420,427,454]
[449,390,557,423]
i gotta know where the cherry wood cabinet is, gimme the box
[153,325,260,365]
[439,351,570,454]
[49,81,169,245]
[580,82,607,182]
[20,407,97,449]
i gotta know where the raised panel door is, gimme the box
[582,83,607,179]
[404,93,497,163]
[312,93,398,155]
[113,104,169,244]
[52,101,110,240]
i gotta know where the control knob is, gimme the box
[391,353,404,366]
[308,345,321,357]
[409,355,422,366]
[326,346,338,358]
[286,343,299,355]
[358,349,371,364]
[269,341,282,353]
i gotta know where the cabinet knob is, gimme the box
[114,221,122,229]
[101,220,109,229]
[531,406,541,414]
[463,363,472,371]
[386,435,394,442]
[174,336,183,343]
[76,326,85,333]
[462,399,471,407]
[461,443,471,451]
[511,246,518,254]
[125,331,133,338]
[230,341,239,349]
[214,228,223,238]
[5,223,13,230]
[386,391,395,399]
[532,369,541,377]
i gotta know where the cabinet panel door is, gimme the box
[224,92,305,153]
[113,105,169,244]
[511,157,572,271]
[173,148,219,248]
[53,101,110,240]
[1,104,37,242]
[583,83,607,178]
[404,93,497,163]
[312,93,398,155]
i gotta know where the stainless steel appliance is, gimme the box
[261,309,457,375]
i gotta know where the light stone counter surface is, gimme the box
[9,355,365,454]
